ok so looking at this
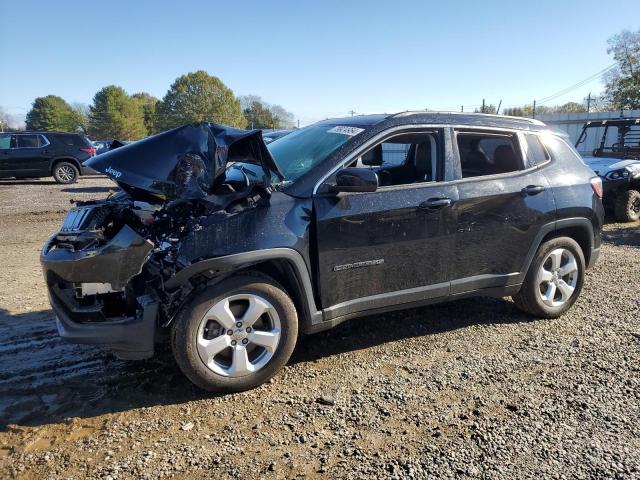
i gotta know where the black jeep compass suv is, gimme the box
[0,131,95,183]
[41,113,604,392]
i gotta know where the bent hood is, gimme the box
[85,122,283,200]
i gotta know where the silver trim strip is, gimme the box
[313,124,560,195]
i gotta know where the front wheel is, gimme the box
[512,236,585,318]
[52,162,79,184]
[614,189,640,222]
[171,274,298,392]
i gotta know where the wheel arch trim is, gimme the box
[164,248,323,332]
[519,217,596,282]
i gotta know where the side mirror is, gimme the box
[332,167,378,193]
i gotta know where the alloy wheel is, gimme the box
[196,294,281,377]
[57,165,75,182]
[537,248,579,307]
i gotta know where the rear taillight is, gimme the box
[590,176,603,199]
[80,147,96,156]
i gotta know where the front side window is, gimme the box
[353,132,440,187]
[0,134,12,149]
[16,134,41,148]
[456,131,523,178]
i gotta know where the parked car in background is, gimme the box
[262,129,293,144]
[92,140,112,155]
[576,118,640,222]
[0,131,96,183]
[41,113,603,392]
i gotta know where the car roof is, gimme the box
[318,111,548,130]
[582,118,640,127]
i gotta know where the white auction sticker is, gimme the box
[327,126,365,136]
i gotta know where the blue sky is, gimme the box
[1,0,638,126]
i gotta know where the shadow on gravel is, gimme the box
[292,296,532,365]
[60,186,115,194]
[0,180,57,186]
[601,222,640,248]
[0,296,531,429]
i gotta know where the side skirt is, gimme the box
[307,282,521,334]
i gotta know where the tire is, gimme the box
[171,273,298,392]
[52,162,79,184]
[614,189,640,222]
[512,236,585,318]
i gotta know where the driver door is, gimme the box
[312,129,458,319]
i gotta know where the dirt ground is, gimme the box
[0,176,639,479]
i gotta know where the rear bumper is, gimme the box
[50,289,158,360]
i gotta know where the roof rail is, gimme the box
[389,110,546,126]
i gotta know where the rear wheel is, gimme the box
[171,274,298,392]
[513,237,585,318]
[614,189,640,222]
[52,162,79,184]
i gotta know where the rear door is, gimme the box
[10,134,51,175]
[313,128,458,319]
[450,128,556,293]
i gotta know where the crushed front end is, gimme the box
[41,122,280,359]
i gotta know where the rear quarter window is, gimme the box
[524,133,550,167]
[542,134,584,165]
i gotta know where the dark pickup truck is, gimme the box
[41,113,603,392]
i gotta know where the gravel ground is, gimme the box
[0,177,639,479]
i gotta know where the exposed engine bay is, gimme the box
[40,123,282,352]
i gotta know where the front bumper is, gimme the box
[50,289,158,360]
[41,222,157,359]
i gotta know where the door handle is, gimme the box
[419,197,452,209]
[521,185,545,196]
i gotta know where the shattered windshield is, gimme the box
[267,124,362,181]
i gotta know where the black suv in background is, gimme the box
[41,113,604,392]
[0,131,96,183]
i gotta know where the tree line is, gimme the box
[23,70,295,140]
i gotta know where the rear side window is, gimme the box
[523,133,550,167]
[16,135,41,148]
[456,131,523,178]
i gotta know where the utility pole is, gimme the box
[461,105,464,112]
[586,92,592,113]
[481,98,485,113]
[496,99,502,115]
[348,110,356,117]
[532,100,536,119]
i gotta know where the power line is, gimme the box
[537,63,616,105]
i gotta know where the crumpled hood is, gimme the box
[85,122,283,200]
[582,155,640,175]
